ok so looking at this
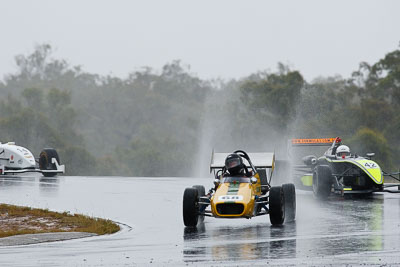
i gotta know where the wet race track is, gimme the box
[1,176,400,266]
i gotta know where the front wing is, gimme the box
[0,158,65,175]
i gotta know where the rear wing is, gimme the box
[288,137,338,159]
[290,138,336,147]
[288,137,341,160]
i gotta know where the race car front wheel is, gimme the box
[192,185,205,197]
[39,148,60,177]
[269,186,285,226]
[192,185,206,222]
[183,187,199,227]
[313,165,332,200]
[282,183,296,222]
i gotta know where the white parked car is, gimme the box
[0,142,65,177]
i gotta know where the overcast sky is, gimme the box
[1,0,399,82]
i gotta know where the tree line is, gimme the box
[0,44,398,176]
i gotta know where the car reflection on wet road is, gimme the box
[0,176,400,266]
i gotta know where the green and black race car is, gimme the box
[290,137,400,199]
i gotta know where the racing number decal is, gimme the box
[218,195,243,201]
[364,162,377,169]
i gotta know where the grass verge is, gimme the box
[0,204,120,238]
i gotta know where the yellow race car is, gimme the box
[182,150,296,227]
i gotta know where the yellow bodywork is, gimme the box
[325,158,384,185]
[355,159,383,184]
[301,175,313,186]
[211,173,262,218]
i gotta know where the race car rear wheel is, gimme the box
[282,183,296,222]
[269,186,285,225]
[192,185,206,222]
[39,148,60,177]
[183,187,199,227]
[313,165,332,200]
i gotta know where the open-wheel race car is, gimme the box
[290,137,400,199]
[0,142,65,177]
[182,150,296,227]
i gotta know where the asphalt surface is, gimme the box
[0,175,400,266]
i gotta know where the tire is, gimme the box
[183,187,199,227]
[39,148,60,177]
[312,165,332,200]
[269,186,285,225]
[192,185,205,197]
[282,183,296,222]
[192,185,206,222]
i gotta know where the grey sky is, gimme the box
[1,0,399,82]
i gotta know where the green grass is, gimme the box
[0,204,120,238]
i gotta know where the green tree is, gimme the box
[347,127,392,170]
[22,88,44,108]
[240,67,304,130]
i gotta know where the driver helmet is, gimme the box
[225,153,244,175]
[336,145,351,158]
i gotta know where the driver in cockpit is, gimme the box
[336,145,351,159]
[223,153,254,177]
[224,153,246,176]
